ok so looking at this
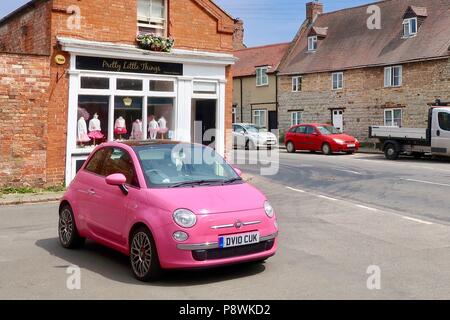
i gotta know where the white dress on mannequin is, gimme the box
[77,117,91,143]
[131,119,143,140]
[148,118,159,140]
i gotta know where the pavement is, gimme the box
[0,151,450,299]
[0,192,63,206]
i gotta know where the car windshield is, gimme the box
[317,126,341,135]
[245,125,265,133]
[133,143,242,188]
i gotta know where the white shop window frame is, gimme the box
[70,70,178,156]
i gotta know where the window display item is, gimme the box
[158,116,169,139]
[88,113,105,145]
[77,117,91,146]
[148,116,159,140]
[131,119,143,140]
[115,116,127,133]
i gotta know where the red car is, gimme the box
[284,124,360,155]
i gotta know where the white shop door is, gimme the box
[332,110,344,132]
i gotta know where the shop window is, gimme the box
[80,77,109,89]
[137,0,166,36]
[384,108,402,127]
[147,97,175,140]
[150,80,174,92]
[77,95,109,148]
[114,96,144,141]
[117,79,143,91]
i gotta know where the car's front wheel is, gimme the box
[130,227,161,282]
[322,143,332,155]
[58,205,85,249]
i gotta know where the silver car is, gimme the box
[232,123,278,150]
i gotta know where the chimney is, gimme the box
[306,1,323,22]
[233,19,246,50]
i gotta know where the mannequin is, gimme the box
[77,117,91,147]
[88,113,104,145]
[148,115,159,140]
[114,116,127,140]
[158,116,168,139]
[131,119,143,140]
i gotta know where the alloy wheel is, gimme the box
[59,209,73,246]
[130,232,152,278]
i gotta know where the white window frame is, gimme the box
[384,65,403,87]
[137,0,167,35]
[292,76,302,92]
[253,109,267,127]
[291,111,303,126]
[403,17,418,38]
[384,108,403,127]
[332,72,344,90]
[256,67,269,87]
[308,36,318,51]
[232,106,237,124]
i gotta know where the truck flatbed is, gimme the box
[369,126,427,141]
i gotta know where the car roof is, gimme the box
[292,123,330,127]
[117,140,181,147]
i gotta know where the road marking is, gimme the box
[401,216,433,225]
[401,178,450,188]
[317,195,338,201]
[355,204,378,212]
[335,169,362,175]
[286,186,306,193]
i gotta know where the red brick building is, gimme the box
[0,0,238,187]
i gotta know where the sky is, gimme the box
[1,0,376,47]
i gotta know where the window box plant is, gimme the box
[136,34,174,53]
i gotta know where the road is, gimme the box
[0,151,450,299]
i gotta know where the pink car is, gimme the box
[59,141,278,281]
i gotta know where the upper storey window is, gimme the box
[403,17,417,37]
[138,0,166,36]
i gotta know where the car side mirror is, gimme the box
[233,167,243,177]
[106,173,129,195]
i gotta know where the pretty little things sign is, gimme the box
[75,56,183,76]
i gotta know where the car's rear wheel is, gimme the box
[322,143,332,155]
[58,205,85,249]
[346,151,355,155]
[286,141,295,153]
[130,227,161,282]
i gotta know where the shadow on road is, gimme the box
[35,238,266,287]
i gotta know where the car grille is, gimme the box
[192,239,275,261]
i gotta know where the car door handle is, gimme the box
[437,130,441,137]
[88,189,96,196]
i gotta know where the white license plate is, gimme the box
[219,232,260,249]
[347,144,356,148]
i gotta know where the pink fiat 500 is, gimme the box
[59,141,278,281]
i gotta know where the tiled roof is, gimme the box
[279,0,450,75]
[232,43,290,77]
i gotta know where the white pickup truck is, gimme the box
[369,106,450,160]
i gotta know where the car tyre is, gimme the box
[384,144,399,160]
[346,151,355,155]
[286,141,296,153]
[130,227,161,282]
[322,143,332,155]
[58,205,85,249]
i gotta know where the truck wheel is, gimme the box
[384,144,399,160]
[412,152,423,159]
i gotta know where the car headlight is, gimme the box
[333,139,345,144]
[173,209,197,228]
[264,201,274,218]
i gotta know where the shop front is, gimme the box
[59,37,235,185]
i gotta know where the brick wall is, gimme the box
[0,53,51,187]
[0,0,51,55]
[278,58,450,144]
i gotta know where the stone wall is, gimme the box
[278,58,450,144]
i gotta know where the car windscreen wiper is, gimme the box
[222,177,243,184]
[168,179,225,188]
